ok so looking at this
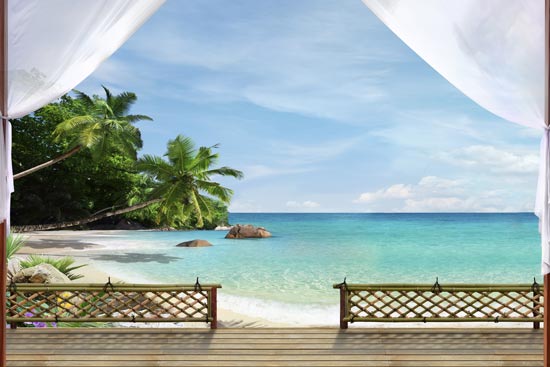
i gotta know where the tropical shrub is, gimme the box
[19,255,87,280]
[7,233,26,261]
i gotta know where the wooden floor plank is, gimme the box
[6,328,544,367]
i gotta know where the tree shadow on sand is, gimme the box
[91,252,181,264]
[25,239,97,250]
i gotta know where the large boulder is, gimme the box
[12,263,71,284]
[176,239,212,247]
[225,224,271,239]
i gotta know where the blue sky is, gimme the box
[77,0,541,213]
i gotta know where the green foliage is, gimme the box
[136,135,243,228]
[11,93,147,226]
[7,233,26,261]
[19,255,87,280]
[11,89,236,230]
[54,87,151,161]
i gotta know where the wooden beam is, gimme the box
[545,0,550,366]
[339,287,348,329]
[0,221,5,367]
[0,0,7,366]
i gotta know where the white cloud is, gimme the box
[355,184,412,203]
[354,176,526,212]
[437,145,538,174]
[286,200,321,209]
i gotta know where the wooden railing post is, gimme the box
[534,289,541,330]
[545,273,549,367]
[0,220,6,367]
[210,287,217,330]
[339,286,348,329]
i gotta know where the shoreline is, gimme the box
[12,229,535,329]
[14,230,296,328]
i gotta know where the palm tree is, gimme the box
[12,135,243,231]
[136,135,244,228]
[13,86,151,180]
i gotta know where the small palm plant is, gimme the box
[7,233,26,261]
[19,255,87,280]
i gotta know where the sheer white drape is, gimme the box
[362,0,548,272]
[0,0,164,227]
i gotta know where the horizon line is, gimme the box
[228,212,535,214]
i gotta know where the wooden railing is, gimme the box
[6,282,221,329]
[334,281,544,329]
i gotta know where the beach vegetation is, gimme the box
[13,87,151,180]
[19,255,87,280]
[11,88,239,231]
[136,135,243,228]
[6,234,26,261]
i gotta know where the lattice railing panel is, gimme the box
[6,283,220,326]
[334,283,543,325]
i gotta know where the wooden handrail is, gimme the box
[6,282,221,329]
[336,282,544,329]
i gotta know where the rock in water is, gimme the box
[176,239,212,247]
[225,224,271,239]
[12,263,71,284]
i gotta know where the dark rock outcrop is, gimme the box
[176,239,212,247]
[225,224,271,239]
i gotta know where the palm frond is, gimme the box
[136,155,175,179]
[110,91,138,116]
[204,166,244,179]
[125,114,153,123]
[195,193,215,223]
[189,146,219,174]
[53,115,95,141]
[7,234,26,261]
[72,89,94,109]
[94,100,114,118]
[102,85,114,106]
[196,180,233,203]
[166,135,196,168]
[190,190,204,228]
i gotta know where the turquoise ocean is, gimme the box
[85,213,541,324]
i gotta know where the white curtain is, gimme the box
[0,0,165,227]
[361,0,548,271]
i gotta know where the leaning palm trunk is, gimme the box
[12,198,162,232]
[13,145,82,180]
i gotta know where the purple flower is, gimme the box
[50,322,57,328]
[23,312,34,326]
[33,321,47,328]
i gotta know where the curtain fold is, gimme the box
[362,0,547,272]
[0,0,165,227]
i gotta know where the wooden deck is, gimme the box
[6,327,544,366]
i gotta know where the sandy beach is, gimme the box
[13,230,294,328]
